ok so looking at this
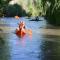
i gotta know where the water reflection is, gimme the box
[40,35,60,60]
[0,33,10,60]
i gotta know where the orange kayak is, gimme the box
[16,29,26,37]
[16,28,32,38]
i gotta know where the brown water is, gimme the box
[0,17,60,60]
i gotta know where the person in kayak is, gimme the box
[19,21,26,29]
[16,21,26,37]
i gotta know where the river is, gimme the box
[0,17,60,60]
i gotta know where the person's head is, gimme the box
[19,21,25,29]
[22,21,25,26]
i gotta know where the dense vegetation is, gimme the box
[0,0,12,17]
[0,0,27,17]
[27,0,43,16]
[0,0,43,17]
[42,0,60,26]
[4,4,27,17]
[0,0,60,26]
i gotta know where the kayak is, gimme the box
[16,28,32,38]
[16,29,26,37]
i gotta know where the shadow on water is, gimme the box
[39,35,60,60]
[0,33,10,60]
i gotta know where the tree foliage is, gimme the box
[0,0,12,17]
[42,0,60,26]
[4,4,27,17]
[27,0,43,16]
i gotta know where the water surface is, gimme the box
[0,17,60,60]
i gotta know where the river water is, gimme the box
[0,17,60,60]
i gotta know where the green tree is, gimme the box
[0,0,11,17]
[42,0,60,26]
[4,4,27,17]
[27,0,43,16]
